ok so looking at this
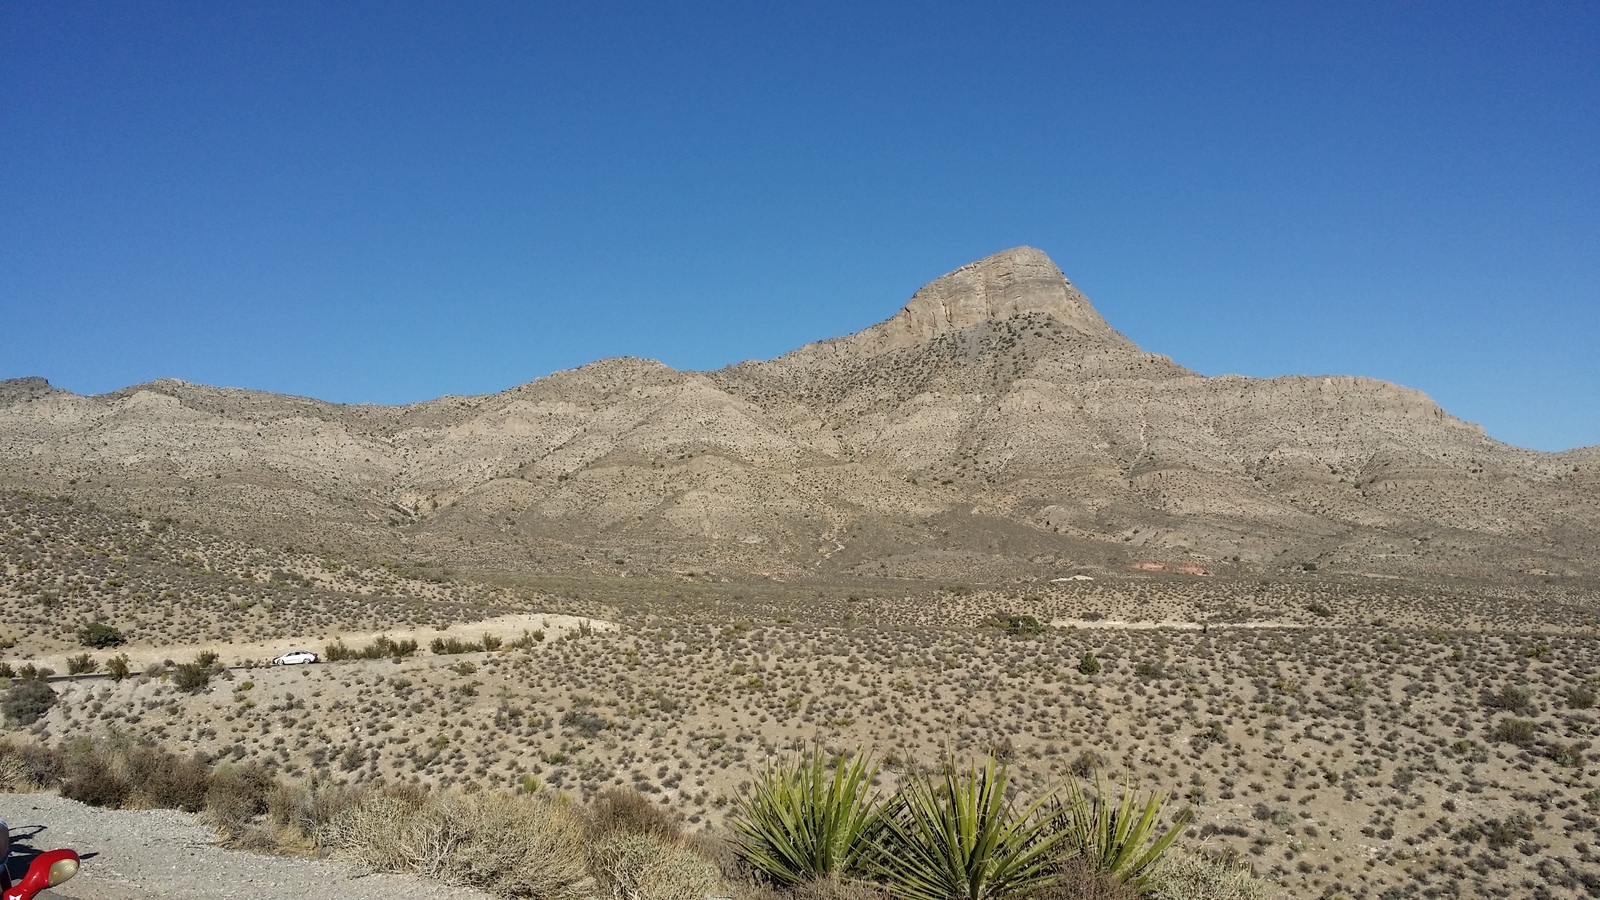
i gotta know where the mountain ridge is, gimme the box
[3,247,1596,583]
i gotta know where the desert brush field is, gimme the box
[4,488,1600,899]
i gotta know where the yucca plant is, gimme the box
[730,746,885,886]
[873,754,1069,900]
[1055,775,1192,890]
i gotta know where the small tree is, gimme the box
[77,621,126,649]
[1078,652,1102,676]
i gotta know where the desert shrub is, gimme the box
[105,654,131,681]
[366,635,419,658]
[331,635,421,661]
[1032,856,1139,900]
[589,786,684,842]
[562,710,609,737]
[594,831,722,900]
[1078,652,1101,676]
[1,678,58,725]
[0,739,61,791]
[207,762,277,839]
[731,746,884,886]
[316,786,431,872]
[76,621,126,648]
[321,788,594,900]
[1143,853,1272,900]
[792,878,893,900]
[1482,813,1535,850]
[1492,718,1539,746]
[987,615,1044,638]
[1053,776,1191,890]
[874,754,1066,900]
[125,744,211,812]
[431,636,485,655]
[1546,741,1586,767]
[1483,684,1534,713]
[1567,686,1597,709]
[66,653,97,675]
[283,781,370,838]
[509,629,547,649]
[1067,750,1104,779]
[172,662,212,693]
[59,739,130,808]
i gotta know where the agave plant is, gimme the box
[730,746,885,886]
[873,754,1069,900]
[1055,775,1192,890]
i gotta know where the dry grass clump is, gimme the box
[587,786,687,842]
[1030,857,1139,900]
[1141,853,1274,900]
[788,878,892,900]
[593,832,721,900]
[320,787,596,900]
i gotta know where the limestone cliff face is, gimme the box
[1,247,1595,581]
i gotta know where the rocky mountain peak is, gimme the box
[843,246,1135,356]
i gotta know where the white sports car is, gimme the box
[271,650,318,666]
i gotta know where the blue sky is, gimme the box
[3,1,1596,451]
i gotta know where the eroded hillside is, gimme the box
[2,247,1595,582]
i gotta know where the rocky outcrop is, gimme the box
[843,247,1133,355]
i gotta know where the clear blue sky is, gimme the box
[3,2,1596,451]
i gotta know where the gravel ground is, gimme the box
[0,793,494,900]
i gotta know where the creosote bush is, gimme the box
[75,620,126,648]
[1492,717,1539,746]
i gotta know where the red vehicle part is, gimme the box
[3,848,79,900]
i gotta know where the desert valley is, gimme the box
[3,248,1599,900]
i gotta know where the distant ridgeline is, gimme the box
[2,247,1596,583]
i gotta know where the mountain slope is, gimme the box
[2,247,1595,581]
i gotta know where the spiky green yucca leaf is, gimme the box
[730,747,884,886]
[1057,775,1192,890]
[874,755,1069,900]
